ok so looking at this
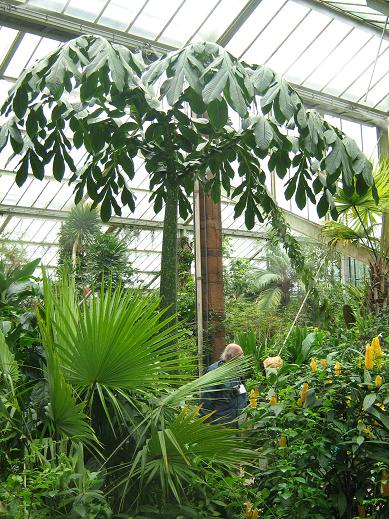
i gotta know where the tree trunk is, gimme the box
[159,180,178,321]
[199,187,225,362]
[367,255,389,313]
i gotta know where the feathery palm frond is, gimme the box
[256,287,282,312]
[126,408,259,503]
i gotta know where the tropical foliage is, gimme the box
[58,204,133,290]
[0,35,374,317]
[241,328,389,519]
[0,270,259,517]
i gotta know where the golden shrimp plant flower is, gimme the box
[310,358,318,372]
[375,375,383,388]
[300,382,309,404]
[334,361,341,376]
[365,344,374,370]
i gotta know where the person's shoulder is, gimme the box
[206,360,223,372]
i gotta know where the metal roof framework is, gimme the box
[0,0,387,286]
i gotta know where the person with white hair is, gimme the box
[199,343,247,427]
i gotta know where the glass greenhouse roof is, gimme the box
[0,0,387,284]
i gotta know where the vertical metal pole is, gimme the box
[193,180,204,375]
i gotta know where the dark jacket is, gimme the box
[199,360,247,427]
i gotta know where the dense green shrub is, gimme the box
[242,330,389,518]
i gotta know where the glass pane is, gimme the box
[266,10,331,74]
[98,0,146,31]
[285,19,352,86]
[226,0,287,58]
[0,27,19,65]
[26,37,60,69]
[0,80,13,109]
[158,0,220,47]
[65,0,108,22]
[130,0,183,40]
[299,29,371,92]
[360,70,389,107]
[322,36,389,98]
[4,33,41,78]
[190,0,249,44]
[27,0,69,11]
[341,44,389,102]
[242,2,309,65]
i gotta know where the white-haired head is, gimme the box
[220,343,243,362]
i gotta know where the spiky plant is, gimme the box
[86,232,133,290]
[57,204,100,282]
[323,160,389,312]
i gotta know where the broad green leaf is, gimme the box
[317,192,329,218]
[30,150,44,180]
[15,156,29,187]
[363,393,376,410]
[251,65,274,94]
[207,98,228,129]
[325,140,343,174]
[12,86,28,120]
[203,61,228,104]
[53,150,65,181]
[254,117,273,150]
[295,173,307,210]
[260,83,280,113]
[278,78,294,121]
[101,192,112,222]
[227,73,247,117]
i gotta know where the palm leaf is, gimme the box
[334,159,389,231]
[251,271,280,289]
[158,355,253,409]
[127,408,260,502]
[37,291,96,444]
[256,287,282,312]
[322,220,378,248]
[0,329,20,394]
[39,273,195,432]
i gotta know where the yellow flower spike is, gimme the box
[252,509,260,519]
[269,394,277,406]
[325,379,333,384]
[371,336,383,358]
[297,397,303,406]
[249,398,258,409]
[375,375,383,388]
[278,436,287,448]
[310,358,318,372]
[300,382,309,403]
[320,358,328,368]
[365,344,374,370]
[245,501,253,518]
[250,388,259,399]
[334,361,341,376]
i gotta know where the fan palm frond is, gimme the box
[334,159,389,232]
[40,274,194,430]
